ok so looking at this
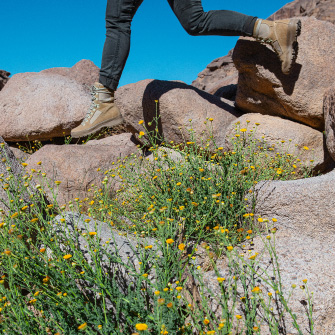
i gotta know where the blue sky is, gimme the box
[1,0,289,87]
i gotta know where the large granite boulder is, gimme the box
[204,221,335,334]
[116,79,241,147]
[191,50,238,98]
[239,168,335,332]
[25,133,139,205]
[233,17,335,130]
[324,85,335,161]
[9,147,31,162]
[0,70,10,91]
[225,113,334,173]
[0,137,44,213]
[251,170,335,239]
[0,60,99,141]
[53,211,148,267]
[40,59,99,88]
[269,0,335,24]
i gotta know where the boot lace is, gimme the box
[81,85,108,125]
[256,37,274,44]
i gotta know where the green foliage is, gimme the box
[16,138,44,155]
[90,119,312,252]
[0,120,315,334]
[12,129,110,159]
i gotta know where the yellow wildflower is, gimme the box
[178,243,185,251]
[158,298,165,305]
[78,322,87,331]
[249,253,259,260]
[252,286,261,293]
[42,276,50,283]
[4,249,11,256]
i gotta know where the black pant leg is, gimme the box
[99,0,144,90]
[166,0,257,36]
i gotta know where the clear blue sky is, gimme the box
[1,0,290,87]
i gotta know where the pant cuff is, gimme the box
[243,16,258,37]
[99,75,119,91]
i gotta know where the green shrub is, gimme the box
[0,119,314,334]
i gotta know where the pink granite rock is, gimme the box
[324,85,335,161]
[269,0,335,24]
[0,60,99,141]
[41,59,99,88]
[25,133,139,204]
[0,137,43,212]
[116,79,242,147]
[233,17,335,130]
[192,51,238,98]
[0,70,10,91]
[225,113,334,173]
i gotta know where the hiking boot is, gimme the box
[71,82,123,138]
[253,18,301,74]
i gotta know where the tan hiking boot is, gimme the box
[71,82,123,138]
[253,18,301,74]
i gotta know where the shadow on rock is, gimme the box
[140,79,241,144]
[233,40,302,96]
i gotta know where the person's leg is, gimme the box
[99,0,144,91]
[166,0,257,37]
[71,0,144,138]
[167,0,300,74]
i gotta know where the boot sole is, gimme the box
[282,19,301,74]
[71,115,124,139]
